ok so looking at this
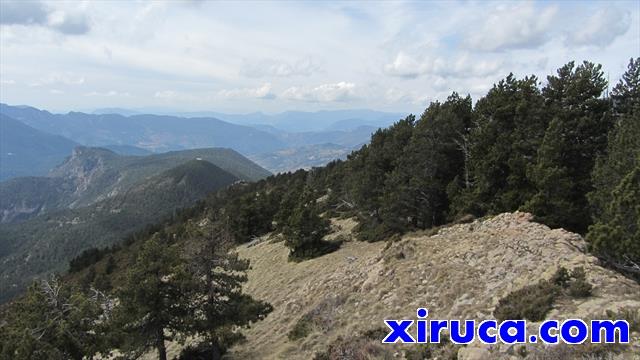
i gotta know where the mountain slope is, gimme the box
[0,160,239,302]
[0,146,270,223]
[0,114,78,181]
[228,213,640,359]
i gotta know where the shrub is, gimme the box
[404,339,457,360]
[565,267,592,298]
[494,280,559,322]
[605,307,640,333]
[313,335,394,360]
[288,315,314,341]
[494,267,594,322]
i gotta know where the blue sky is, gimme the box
[0,0,638,114]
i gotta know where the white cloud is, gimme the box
[282,82,357,102]
[0,79,16,85]
[29,73,85,87]
[567,7,631,48]
[154,90,178,99]
[383,52,426,79]
[218,83,276,100]
[85,90,130,97]
[0,1,636,113]
[241,57,322,78]
[384,52,502,79]
[465,3,557,52]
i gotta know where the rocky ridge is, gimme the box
[224,212,640,359]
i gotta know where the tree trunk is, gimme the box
[210,339,222,360]
[156,328,167,360]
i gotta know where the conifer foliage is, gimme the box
[587,58,640,273]
[112,234,194,360]
[283,190,336,261]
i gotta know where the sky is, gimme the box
[0,0,639,114]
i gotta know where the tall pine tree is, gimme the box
[183,223,272,359]
[451,74,547,217]
[587,57,640,270]
[113,234,194,360]
[525,61,612,233]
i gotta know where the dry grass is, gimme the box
[228,213,640,359]
[148,213,640,359]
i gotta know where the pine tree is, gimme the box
[182,224,272,359]
[589,58,640,219]
[587,58,640,269]
[589,108,640,219]
[612,57,640,116]
[283,190,335,261]
[452,74,547,217]
[345,116,415,223]
[112,234,195,360]
[525,61,612,233]
[587,166,640,268]
[0,277,108,359]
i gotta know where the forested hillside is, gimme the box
[1,59,638,359]
[0,146,270,223]
[0,160,241,303]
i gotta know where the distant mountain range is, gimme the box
[0,103,401,179]
[93,107,405,133]
[172,109,405,132]
[0,146,262,302]
[0,104,286,154]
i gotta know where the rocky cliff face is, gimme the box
[220,212,640,359]
[48,147,115,195]
[0,147,120,223]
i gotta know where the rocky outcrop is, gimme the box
[227,212,640,359]
[0,147,119,223]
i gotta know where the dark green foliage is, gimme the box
[184,224,272,356]
[495,267,593,321]
[525,61,612,233]
[0,160,238,303]
[589,111,640,221]
[611,57,640,116]
[565,267,592,298]
[388,94,473,231]
[111,235,195,360]
[587,166,640,267]
[283,191,337,261]
[68,247,114,273]
[0,277,109,360]
[288,315,314,340]
[494,280,559,322]
[587,58,640,272]
[404,339,457,360]
[452,75,547,217]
